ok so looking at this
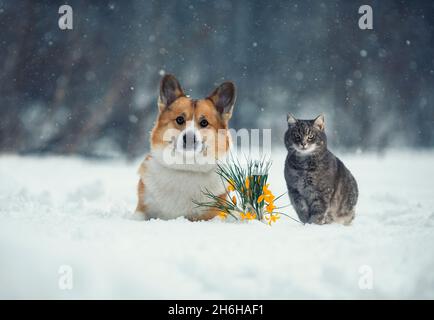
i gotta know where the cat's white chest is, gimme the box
[142,158,225,219]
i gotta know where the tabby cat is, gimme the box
[284,113,358,225]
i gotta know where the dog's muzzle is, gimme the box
[176,129,203,153]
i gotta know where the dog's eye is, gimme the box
[175,116,185,125]
[199,119,208,128]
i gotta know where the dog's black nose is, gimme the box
[183,132,197,149]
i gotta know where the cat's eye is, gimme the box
[199,119,208,128]
[175,116,185,125]
[294,134,301,141]
[308,133,314,140]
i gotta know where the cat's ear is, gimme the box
[287,113,297,125]
[313,114,325,131]
[158,74,185,111]
[207,81,236,120]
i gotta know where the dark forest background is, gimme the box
[0,0,433,158]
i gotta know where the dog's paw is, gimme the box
[131,210,148,221]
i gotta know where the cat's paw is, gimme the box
[297,213,310,224]
[308,214,327,225]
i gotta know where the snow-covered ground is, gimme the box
[1,150,434,299]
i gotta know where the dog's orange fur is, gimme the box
[136,158,226,221]
[135,155,150,214]
[151,97,230,150]
[186,194,227,221]
[135,75,235,221]
[136,99,231,220]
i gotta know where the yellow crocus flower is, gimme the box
[218,211,228,219]
[262,184,272,195]
[227,179,235,192]
[266,213,280,225]
[266,202,276,213]
[247,212,257,220]
[241,211,256,220]
[257,193,275,204]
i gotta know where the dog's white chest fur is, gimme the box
[141,157,225,220]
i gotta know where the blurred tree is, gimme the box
[0,0,433,158]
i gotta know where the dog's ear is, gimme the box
[208,82,236,120]
[158,74,184,111]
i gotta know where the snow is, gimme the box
[1,150,434,299]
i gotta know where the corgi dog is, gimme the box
[135,74,236,221]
